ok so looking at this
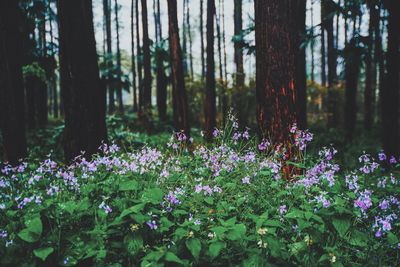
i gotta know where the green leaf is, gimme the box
[332,217,351,237]
[227,224,246,241]
[119,180,139,191]
[209,241,226,258]
[186,238,201,260]
[204,197,214,205]
[387,232,398,245]
[18,229,40,243]
[33,247,54,261]
[164,252,184,265]
[119,203,146,218]
[18,217,43,243]
[142,188,164,204]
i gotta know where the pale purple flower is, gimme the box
[379,199,390,210]
[279,205,287,215]
[378,152,387,161]
[242,176,251,184]
[146,220,158,230]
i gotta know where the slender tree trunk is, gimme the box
[135,0,143,112]
[186,0,194,80]
[141,0,152,112]
[115,0,124,113]
[49,3,59,118]
[167,0,190,136]
[234,0,244,87]
[255,0,297,144]
[321,1,326,86]
[310,1,315,81]
[344,39,361,140]
[58,0,107,161]
[131,0,138,111]
[204,0,216,140]
[215,1,223,116]
[200,0,205,82]
[182,0,188,76]
[104,0,115,113]
[294,0,307,129]
[37,5,48,128]
[155,0,167,121]
[382,0,400,156]
[0,0,27,164]
[221,0,228,122]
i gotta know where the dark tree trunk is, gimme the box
[57,0,107,161]
[131,0,138,111]
[234,0,244,87]
[135,0,143,112]
[104,0,115,113]
[255,0,297,144]
[141,0,152,111]
[294,0,307,130]
[182,0,188,76]
[200,0,205,81]
[325,0,338,128]
[49,5,59,119]
[344,39,361,140]
[37,6,48,128]
[115,0,124,113]
[364,0,378,129]
[167,0,190,136]
[382,0,400,156]
[221,0,228,122]
[204,0,216,140]
[155,0,167,121]
[215,1,223,116]
[310,1,315,81]
[320,1,326,86]
[0,0,27,164]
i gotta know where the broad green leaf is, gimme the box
[186,238,201,260]
[119,180,139,191]
[142,188,163,204]
[119,203,146,218]
[18,229,40,243]
[164,252,184,264]
[332,217,351,237]
[33,247,54,261]
[209,241,226,258]
[227,224,246,241]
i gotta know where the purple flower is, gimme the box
[242,176,250,184]
[390,156,397,164]
[379,199,389,210]
[146,220,158,230]
[375,229,382,238]
[213,128,220,138]
[354,190,372,213]
[99,201,112,214]
[279,205,287,215]
[194,219,201,225]
[378,152,387,161]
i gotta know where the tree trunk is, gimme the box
[294,0,307,130]
[58,0,107,161]
[255,0,297,144]
[167,0,190,136]
[382,0,400,156]
[131,0,138,111]
[204,0,216,140]
[320,1,326,86]
[310,1,315,81]
[114,0,124,113]
[155,0,167,121]
[200,0,205,82]
[186,0,194,80]
[234,0,244,87]
[141,0,152,112]
[0,0,27,164]
[344,39,361,140]
[135,0,143,112]
[37,5,48,128]
[104,0,115,114]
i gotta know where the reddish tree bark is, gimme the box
[255,0,297,144]
[167,0,190,136]
[58,0,107,161]
[0,0,27,164]
[204,0,216,140]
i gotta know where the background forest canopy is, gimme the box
[0,0,399,164]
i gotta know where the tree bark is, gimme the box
[0,0,27,164]
[114,0,124,113]
[294,0,307,130]
[155,0,167,121]
[382,0,400,156]
[141,0,152,111]
[135,0,143,112]
[131,0,138,111]
[57,0,107,161]
[204,0,216,140]
[103,0,115,114]
[255,0,297,144]
[167,0,190,136]
[234,0,244,87]
[200,0,205,82]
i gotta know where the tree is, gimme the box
[141,0,152,111]
[103,0,115,113]
[57,0,107,161]
[167,0,190,136]
[234,0,244,87]
[0,0,27,164]
[200,0,205,81]
[382,0,400,156]
[131,0,138,111]
[204,0,216,140]
[114,0,124,113]
[294,0,307,129]
[135,0,143,111]
[254,0,297,144]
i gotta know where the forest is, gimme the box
[0,0,399,266]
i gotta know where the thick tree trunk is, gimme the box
[58,0,107,161]
[155,0,167,121]
[294,0,307,130]
[141,0,152,111]
[204,0,216,140]
[255,0,297,144]
[382,0,400,156]
[167,0,190,136]
[115,0,124,113]
[131,0,138,111]
[103,0,115,114]
[0,0,27,164]
[344,39,361,140]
